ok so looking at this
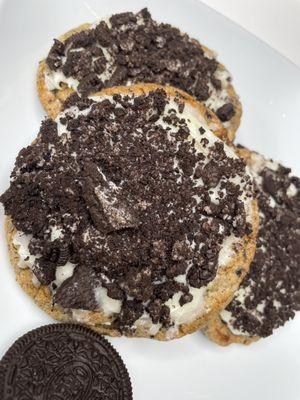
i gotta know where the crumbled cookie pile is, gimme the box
[220,151,300,337]
[0,89,253,333]
[2,7,299,345]
[46,8,234,122]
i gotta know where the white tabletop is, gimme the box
[200,0,300,67]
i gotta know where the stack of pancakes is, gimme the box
[1,8,299,345]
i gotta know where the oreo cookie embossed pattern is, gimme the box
[0,324,132,400]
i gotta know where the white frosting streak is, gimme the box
[220,309,250,336]
[45,69,79,91]
[55,262,76,287]
[204,68,231,112]
[287,183,298,198]
[13,231,38,269]
[94,286,122,315]
[165,287,206,325]
[218,235,240,268]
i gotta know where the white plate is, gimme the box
[0,0,300,399]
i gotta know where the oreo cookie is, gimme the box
[0,324,132,400]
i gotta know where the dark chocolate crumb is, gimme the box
[216,103,235,122]
[224,150,300,337]
[0,90,253,332]
[45,9,233,117]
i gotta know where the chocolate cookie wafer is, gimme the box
[0,324,132,400]
[37,8,241,140]
[1,84,258,340]
[204,147,300,345]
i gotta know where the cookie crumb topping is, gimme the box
[1,89,253,334]
[220,150,300,337]
[45,8,235,121]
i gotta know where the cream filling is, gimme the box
[13,227,249,332]
[13,231,75,288]
[45,69,79,91]
[218,235,241,267]
[166,287,206,325]
[220,299,267,338]
[235,285,252,304]
[50,225,64,241]
[287,183,298,198]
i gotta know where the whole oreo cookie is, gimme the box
[0,324,132,400]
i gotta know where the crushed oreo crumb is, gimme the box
[0,90,253,333]
[216,103,234,122]
[223,150,300,337]
[45,8,234,119]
